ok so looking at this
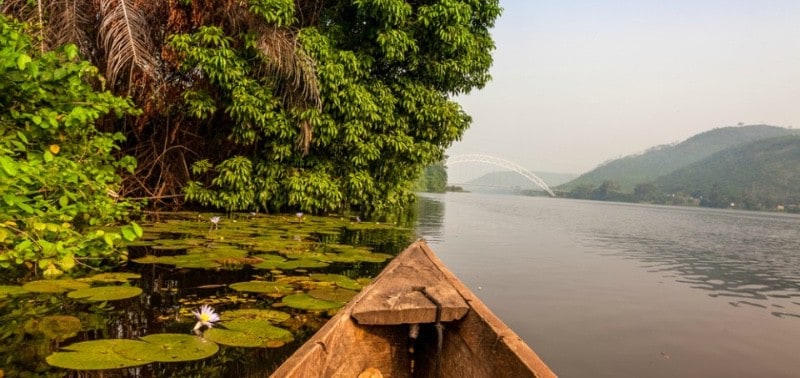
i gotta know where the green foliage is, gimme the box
[415,160,448,193]
[0,15,140,277]
[172,1,501,217]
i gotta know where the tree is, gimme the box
[3,1,502,217]
[700,183,729,208]
[633,183,658,202]
[415,161,448,193]
[592,180,621,201]
[568,184,594,199]
[0,15,140,277]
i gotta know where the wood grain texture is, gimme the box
[270,240,557,378]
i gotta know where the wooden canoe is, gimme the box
[270,240,556,378]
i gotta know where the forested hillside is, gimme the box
[562,125,799,191]
[654,135,800,209]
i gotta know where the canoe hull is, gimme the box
[271,240,556,378]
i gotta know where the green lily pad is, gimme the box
[307,287,359,303]
[222,309,291,323]
[38,315,81,341]
[116,334,218,362]
[67,286,143,302]
[309,274,362,290]
[46,339,153,370]
[276,259,330,270]
[22,280,90,293]
[81,272,142,283]
[250,253,287,269]
[204,319,294,348]
[0,285,27,298]
[229,281,294,295]
[131,255,161,264]
[282,293,344,311]
[122,239,155,247]
[342,252,391,263]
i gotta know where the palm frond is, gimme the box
[256,27,320,154]
[256,27,321,109]
[47,0,92,56]
[98,0,159,90]
[2,0,46,52]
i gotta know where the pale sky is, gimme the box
[449,0,800,177]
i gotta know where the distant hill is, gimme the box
[654,135,800,207]
[561,125,799,191]
[460,171,578,194]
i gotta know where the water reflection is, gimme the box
[414,194,445,242]
[579,206,800,319]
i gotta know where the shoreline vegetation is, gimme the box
[1,1,502,280]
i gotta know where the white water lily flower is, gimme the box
[192,305,220,331]
[209,216,221,231]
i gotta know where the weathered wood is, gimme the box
[270,240,557,378]
[413,242,556,378]
[351,244,469,325]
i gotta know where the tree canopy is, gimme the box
[3,0,502,217]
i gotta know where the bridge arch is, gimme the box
[445,154,555,197]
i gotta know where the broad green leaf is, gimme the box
[0,156,18,176]
[281,293,344,311]
[46,339,153,370]
[67,286,143,301]
[115,334,218,362]
[16,53,31,69]
[204,319,293,348]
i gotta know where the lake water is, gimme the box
[414,193,800,377]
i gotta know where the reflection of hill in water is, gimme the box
[581,208,800,319]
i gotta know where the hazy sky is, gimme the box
[449,0,800,177]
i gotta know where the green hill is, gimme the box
[654,135,800,209]
[561,125,799,191]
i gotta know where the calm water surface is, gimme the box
[415,193,800,378]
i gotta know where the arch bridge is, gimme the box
[445,154,555,197]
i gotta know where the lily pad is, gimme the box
[307,287,359,303]
[67,286,143,302]
[46,339,153,370]
[131,255,161,264]
[229,281,294,295]
[204,319,294,348]
[276,259,330,270]
[22,279,90,294]
[0,285,27,298]
[309,274,362,290]
[116,334,218,362]
[282,293,344,311]
[81,272,142,283]
[38,315,81,341]
[222,309,291,323]
[250,254,287,270]
[342,252,391,263]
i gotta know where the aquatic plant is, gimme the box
[193,305,221,332]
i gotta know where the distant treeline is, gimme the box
[557,126,800,213]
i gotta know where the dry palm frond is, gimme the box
[256,27,321,154]
[98,0,159,91]
[256,27,321,110]
[2,0,47,52]
[48,0,92,56]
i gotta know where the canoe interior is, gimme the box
[270,240,556,378]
